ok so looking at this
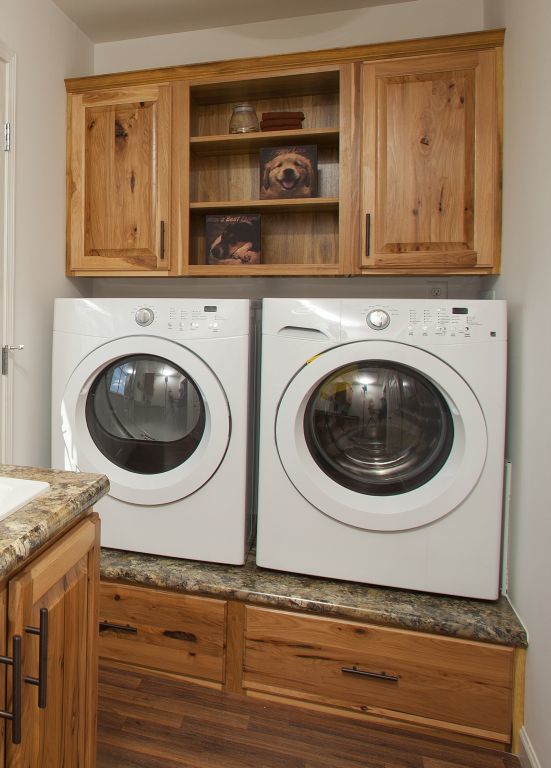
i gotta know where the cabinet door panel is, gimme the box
[361,50,499,272]
[69,86,171,273]
[6,517,100,768]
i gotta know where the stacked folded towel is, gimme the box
[260,111,305,131]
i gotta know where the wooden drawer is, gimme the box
[99,582,226,683]
[243,606,514,743]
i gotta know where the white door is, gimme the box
[0,44,15,463]
[276,340,487,531]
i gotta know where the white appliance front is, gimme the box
[256,298,507,598]
[52,298,253,565]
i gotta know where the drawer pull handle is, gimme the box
[24,607,49,709]
[0,635,22,743]
[99,621,138,635]
[341,666,399,683]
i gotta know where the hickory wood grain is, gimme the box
[243,606,514,744]
[67,33,502,277]
[99,582,226,683]
[6,516,100,768]
[361,50,499,272]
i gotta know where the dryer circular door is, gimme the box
[61,337,230,505]
[275,340,487,531]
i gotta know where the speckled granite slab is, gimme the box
[0,464,109,581]
[100,548,527,648]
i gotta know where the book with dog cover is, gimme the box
[260,145,318,199]
[205,214,261,265]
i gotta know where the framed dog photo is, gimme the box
[205,214,261,265]
[260,145,318,200]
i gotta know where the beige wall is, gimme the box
[0,0,93,466]
[94,0,485,74]
[484,1,550,766]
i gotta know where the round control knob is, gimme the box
[135,307,154,327]
[366,309,390,330]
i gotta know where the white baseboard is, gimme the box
[519,727,542,768]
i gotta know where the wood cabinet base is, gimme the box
[99,583,525,753]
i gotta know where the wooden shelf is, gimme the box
[190,197,339,213]
[190,128,339,154]
[187,263,340,277]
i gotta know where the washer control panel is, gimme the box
[340,300,506,344]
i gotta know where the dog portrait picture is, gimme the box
[205,215,261,265]
[260,145,318,200]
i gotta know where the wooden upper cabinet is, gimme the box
[64,31,503,277]
[360,49,501,273]
[67,85,172,275]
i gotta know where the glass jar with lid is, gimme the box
[229,103,259,134]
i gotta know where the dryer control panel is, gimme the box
[53,298,250,339]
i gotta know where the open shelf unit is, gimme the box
[185,66,355,276]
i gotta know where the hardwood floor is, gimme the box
[97,666,521,768]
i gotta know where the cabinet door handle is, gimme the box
[365,213,371,257]
[160,220,166,260]
[24,607,49,709]
[341,665,399,683]
[99,620,138,635]
[0,635,22,743]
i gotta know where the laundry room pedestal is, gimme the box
[99,548,527,754]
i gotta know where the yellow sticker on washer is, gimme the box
[306,354,322,364]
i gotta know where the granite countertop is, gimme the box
[0,464,109,581]
[101,547,527,648]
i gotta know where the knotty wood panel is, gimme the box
[361,50,499,272]
[382,71,474,248]
[69,85,171,272]
[99,582,226,683]
[243,607,514,741]
[6,517,99,768]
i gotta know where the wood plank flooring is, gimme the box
[97,666,521,768]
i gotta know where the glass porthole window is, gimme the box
[304,361,453,495]
[86,355,205,474]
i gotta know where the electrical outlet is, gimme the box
[427,282,448,299]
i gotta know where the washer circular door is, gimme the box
[61,337,230,505]
[276,341,487,531]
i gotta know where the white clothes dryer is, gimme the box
[256,298,507,599]
[52,298,254,564]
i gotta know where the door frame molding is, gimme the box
[0,41,16,463]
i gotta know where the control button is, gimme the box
[135,307,154,327]
[190,322,199,329]
[366,309,390,330]
[209,322,219,330]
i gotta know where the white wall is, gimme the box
[94,0,485,74]
[484,1,551,766]
[0,0,93,466]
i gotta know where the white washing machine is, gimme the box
[52,298,254,564]
[256,298,507,599]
